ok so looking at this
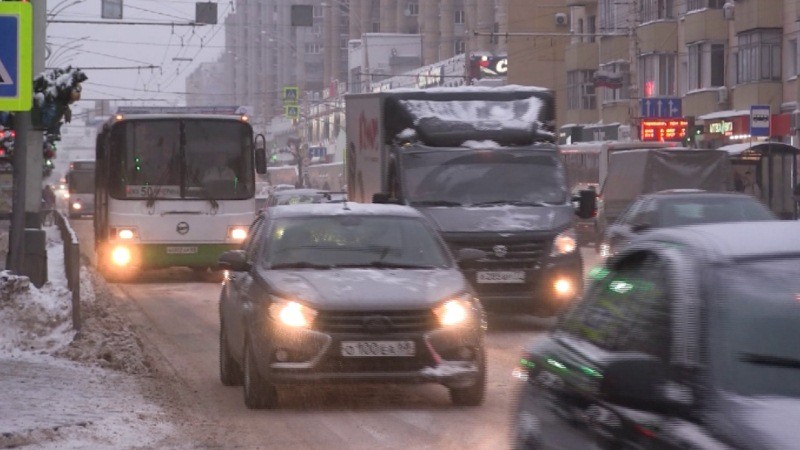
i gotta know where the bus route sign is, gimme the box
[0,2,33,111]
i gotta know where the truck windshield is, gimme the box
[401,149,567,206]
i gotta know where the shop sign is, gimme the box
[709,120,734,136]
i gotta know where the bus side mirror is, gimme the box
[575,189,597,219]
[254,134,267,174]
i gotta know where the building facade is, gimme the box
[509,0,800,147]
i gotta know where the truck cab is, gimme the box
[345,87,595,316]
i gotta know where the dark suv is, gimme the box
[513,221,800,449]
[218,203,487,409]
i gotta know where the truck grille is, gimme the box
[447,238,551,269]
[314,310,437,334]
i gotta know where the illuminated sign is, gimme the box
[640,119,688,142]
[468,55,508,83]
[709,120,734,135]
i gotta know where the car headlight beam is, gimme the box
[228,226,248,242]
[434,294,474,327]
[269,300,317,328]
[551,228,577,256]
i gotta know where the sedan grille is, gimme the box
[315,310,437,334]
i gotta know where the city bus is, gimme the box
[65,159,95,218]
[94,106,266,279]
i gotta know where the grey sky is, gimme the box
[47,0,229,109]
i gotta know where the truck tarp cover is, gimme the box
[383,88,555,147]
[602,149,731,220]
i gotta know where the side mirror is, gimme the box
[457,248,487,262]
[218,250,250,272]
[600,357,692,414]
[254,134,267,175]
[575,189,597,219]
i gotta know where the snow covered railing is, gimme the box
[53,211,81,330]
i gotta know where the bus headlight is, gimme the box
[551,228,577,256]
[269,300,317,328]
[116,228,137,240]
[227,226,247,241]
[71,202,82,210]
[111,246,132,267]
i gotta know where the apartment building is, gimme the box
[508,0,800,147]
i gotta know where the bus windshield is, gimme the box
[67,171,94,194]
[109,118,254,200]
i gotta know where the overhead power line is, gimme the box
[47,19,210,26]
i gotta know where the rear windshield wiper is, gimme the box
[410,200,462,207]
[270,261,334,270]
[740,353,800,369]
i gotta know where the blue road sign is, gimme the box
[0,2,33,111]
[640,97,682,118]
[750,105,771,137]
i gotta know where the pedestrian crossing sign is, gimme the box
[0,2,33,111]
[284,105,299,118]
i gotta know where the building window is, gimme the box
[687,42,725,91]
[641,0,674,22]
[305,43,322,54]
[371,22,380,32]
[599,0,629,32]
[455,9,465,24]
[567,70,596,110]
[600,61,630,102]
[407,2,419,16]
[686,0,724,11]
[454,39,466,54]
[788,39,798,79]
[737,29,781,83]
[313,6,323,18]
[639,53,676,97]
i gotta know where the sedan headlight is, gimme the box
[268,299,317,328]
[551,228,577,256]
[433,294,475,327]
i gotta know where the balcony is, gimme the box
[683,8,728,43]
[637,21,678,53]
[734,0,782,33]
[733,82,782,112]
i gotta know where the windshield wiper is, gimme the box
[410,200,463,207]
[470,200,550,207]
[352,261,437,269]
[270,261,334,270]
[740,353,800,369]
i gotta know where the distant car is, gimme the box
[263,188,347,209]
[218,203,487,409]
[599,190,776,257]
[513,221,800,449]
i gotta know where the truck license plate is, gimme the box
[476,271,525,283]
[341,341,415,357]
[166,246,198,254]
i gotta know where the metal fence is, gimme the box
[53,211,81,330]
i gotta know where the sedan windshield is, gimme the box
[656,196,775,227]
[401,149,567,206]
[712,257,800,398]
[262,216,452,269]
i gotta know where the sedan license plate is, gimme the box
[476,271,525,283]
[341,341,415,357]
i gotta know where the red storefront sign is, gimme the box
[640,119,688,142]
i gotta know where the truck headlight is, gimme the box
[433,294,475,327]
[268,299,317,328]
[551,228,577,256]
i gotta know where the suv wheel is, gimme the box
[449,345,486,406]
[219,321,243,386]
[242,339,278,409]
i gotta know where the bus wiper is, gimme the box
[740,353,800,369]
[270,261,333,270]
[410,200,463,207]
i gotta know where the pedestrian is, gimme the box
[742,171,761,198]
[41,184,56,226]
